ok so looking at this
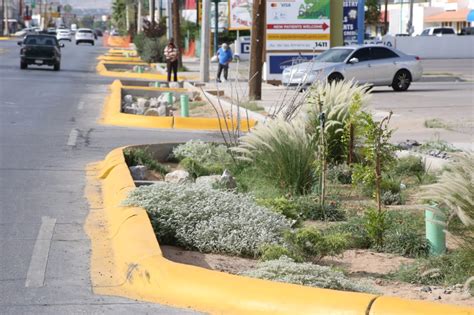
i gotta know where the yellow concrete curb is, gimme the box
[84,147,474,315]
[99,80,257,131]
[0,36,12,40]
[97,55,144,63]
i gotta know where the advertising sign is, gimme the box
[266,0,330,51]
[211,1,229,31]
[229,0,253,30]
[265,52,316,81]
[343,1,358,45]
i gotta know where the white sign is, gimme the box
[229,0,253,30]
[266,0,331,51]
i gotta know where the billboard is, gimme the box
[265,52,316,81]
[343,1,358,45]
[266,0,330,51]
[229,0,253,30]
[211,1,229,31]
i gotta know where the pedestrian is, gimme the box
[216,43,233,83]
[164,39,179,82]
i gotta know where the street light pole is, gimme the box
[199,0,210,82]
[407,0,415,35]
[213,0,218,52]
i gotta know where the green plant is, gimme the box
[180,157,224,178]
[123,148,170,175]
[240,101,264,112]
[297,197,346,221]
[364,208,388,248]
[124,183,291,257]
[392,249,474,288]
[417,138,460,154]
[241,256,376,293]
[133,32,146,55]
[424,118,450,130]
[328,163,352,184]
[234,118,316,195]
[257,197,302,225]
[328,216,372,249]
[188,101,207,109]
[394,156,425,177]
[420,152,473,249]
[259,244,302,262]
[381,191,402,205]
[141,36,168,63]
[284,227,349,262]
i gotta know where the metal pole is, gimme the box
[1,0,5,36]
[213,0,218,52]
[330,0,343,47]
[407,0,415,35]
[137,0,142,33]
[199,0,210,82]
[166,0,172,39]
[150,0,155,25]
[357,0,365,45]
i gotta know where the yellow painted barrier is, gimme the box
[85,147,473,314]
[100,80,257,131]
[97,55,144,63]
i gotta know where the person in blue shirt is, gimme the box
[216,43,233,82]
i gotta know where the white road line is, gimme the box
[77,101,84,111]
[25,216,56,288]
[67,129,79,147]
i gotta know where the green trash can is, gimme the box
[425,209,446,256]
[180,94,189,117]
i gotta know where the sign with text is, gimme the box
[229,0,253,30]
[343,1,358,45]
[265,52,316,81]
[266,0,330,51]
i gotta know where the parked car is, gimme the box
[420,27,456,36]
[75,28,95,45]
[94,29,103,37]
[282,45,423,92]
[459,27,474,35]
[56,29,72,41]
[18,34,64,70]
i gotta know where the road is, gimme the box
[0,39,217,314]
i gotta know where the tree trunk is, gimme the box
[248,0,265,100]
[172,0,182,68]
[150,0,155,25]
[137,0,142,34]
[383,0,388,35]
[126,3,130,31]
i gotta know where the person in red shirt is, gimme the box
[163,39,179,82]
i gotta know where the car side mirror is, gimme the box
[349,57,359,64]
[17,41,23,46]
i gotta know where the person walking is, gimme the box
[164,39,179,82]
[216,43,233,83]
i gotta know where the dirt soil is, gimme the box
[161,246,473,307]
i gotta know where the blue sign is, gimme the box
[343,1,358,45]
[269,55,314,74]
[241,42,250,54]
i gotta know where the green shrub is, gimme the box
[180,157,224,178]
[241,256,376,293]
[257,197,302,225]
[381,191,402,205]
[141,36,168,63]
[234,118,316,195]
[133,32,146,56]
[392,249,474,288]
[123,148,170,175]
[394,156,425,177]
[284,227,349,262]
[259,244,302,262]
[328,216,372,249]
[328,163,352,184]
[364,208,388,249]
[124,183,290,257]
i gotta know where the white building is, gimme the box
[388,0,473,35]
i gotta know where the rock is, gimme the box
[374,279,384,285]
[165,170,192,184]
[169,82,180,89]
[443,289,452,295]
[129,165,147,180]
[144,108,160,116]
[400,183,407,190]
[149,97,160,108]
[433,296,442,301]
[220,169,237,189]
[123,94,133,104]
[123,106,138,114]
[195,175,221,188]
[157,103,167,116]
[421,286,432,293]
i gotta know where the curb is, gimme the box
[85,146,474,315]
[100,80,257,131]
[97,61,198,81]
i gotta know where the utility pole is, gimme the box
[137,0,142,33]
[407,0,415,35]
[150,0,155,25]
[172,0,182,67]
[199,0,210,82]
[166,0,172,39]
[213,0,218,53]
[1,0,5,36]
[330,0,343,47]
[248,0,265,100]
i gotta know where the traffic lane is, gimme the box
[421,58,474,76]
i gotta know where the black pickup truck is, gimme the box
[18,34,64,71]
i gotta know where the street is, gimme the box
[0,39,216,314]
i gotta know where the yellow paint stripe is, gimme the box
[267,33,330,40]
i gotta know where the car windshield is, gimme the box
[25,36,57,46]
[315,48,354,63]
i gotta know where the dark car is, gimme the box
[18,34,64,71]
[460,27,474,35]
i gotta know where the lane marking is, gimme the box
[25,216,56,288]
[67,129,79,147]
[77,101,84,111]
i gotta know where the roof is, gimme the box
[425,8,470,22]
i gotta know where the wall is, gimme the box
[388,35,474,58]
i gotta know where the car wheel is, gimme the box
[54,62,60,71]
[327,73,344,85]
[76,41,79,45]
[392,70,412,91]
[20,62,27,69]
[91,41,95,46]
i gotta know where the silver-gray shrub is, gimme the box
[241,256,376,293]
[124,182,291,257]
[172,140,233,165]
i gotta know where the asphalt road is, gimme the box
[0,39,218,314]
